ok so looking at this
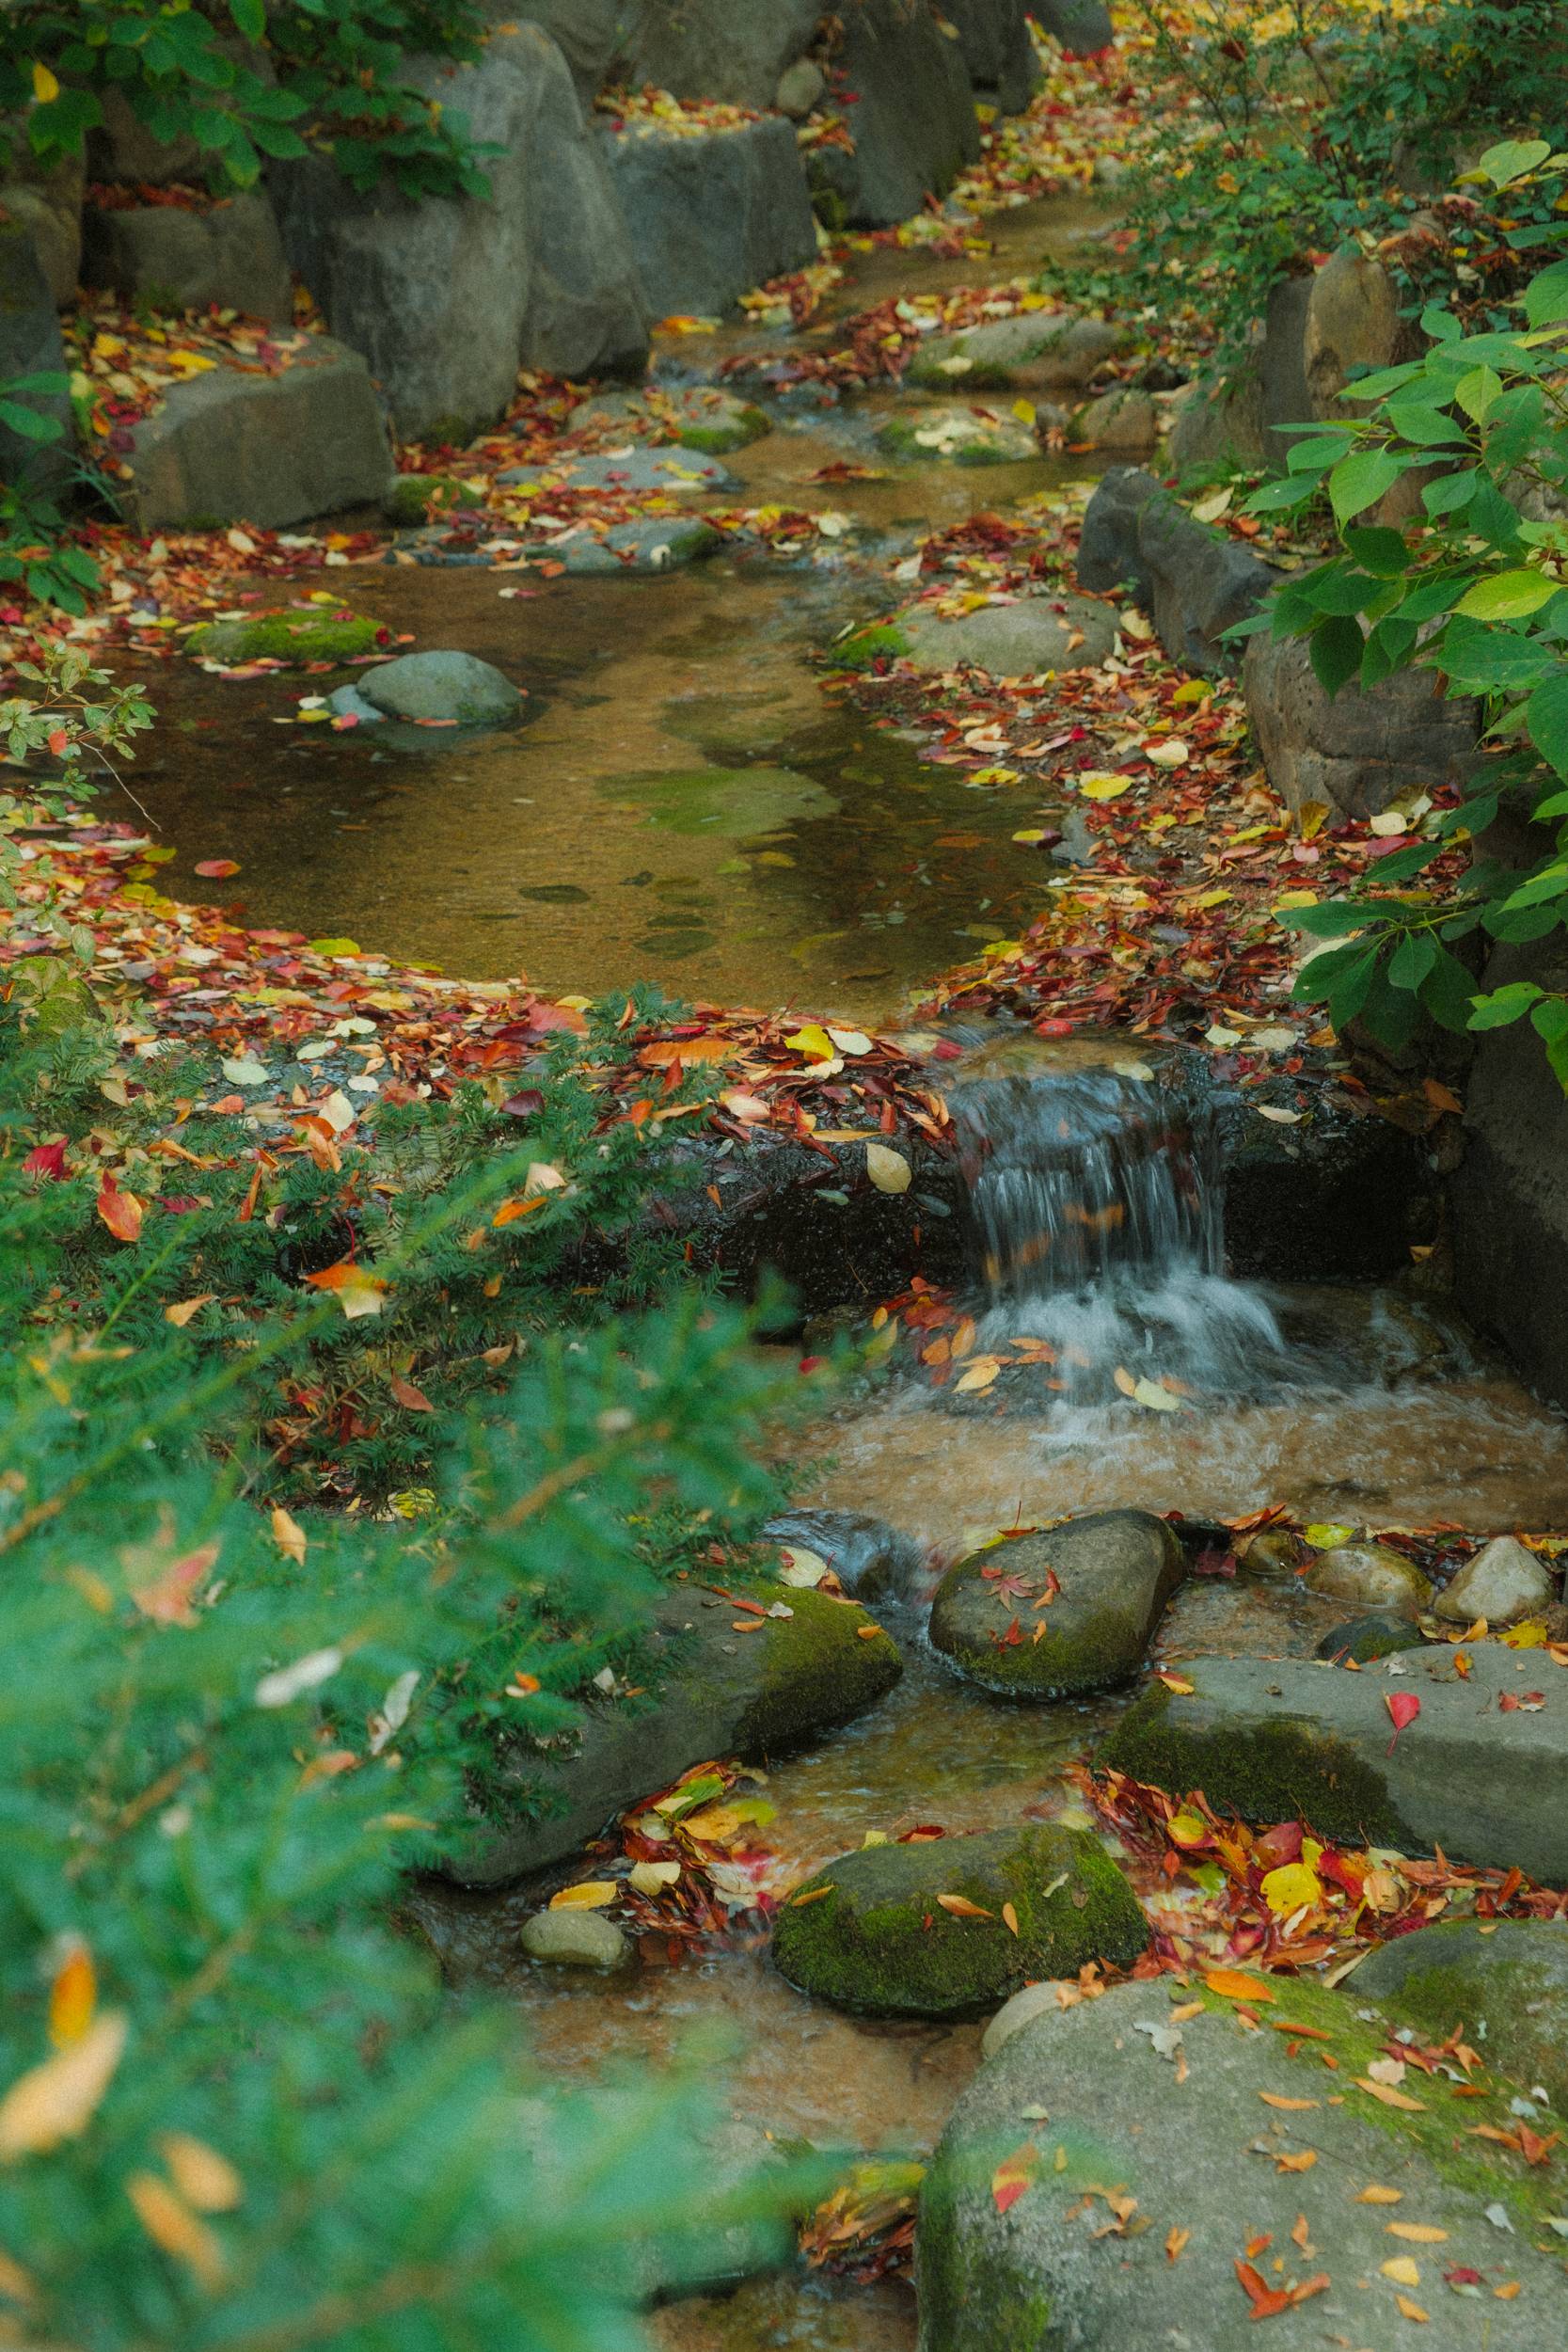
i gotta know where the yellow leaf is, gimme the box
[1396,2296,1430,2323]
[158,2134,243,2214]
[1305,1523,1354,1550]
[47,1944,95,2049]
[164,1295,216,1328]
[1501,1619,1549,1648]
[935,1894,994,1920]
[1167,1811,1208,1846]
[786,1024,836,1060]
[953,1358,1001,1393]
[1144,738,1189,768]
[627,1860,681,1897]
[865,1141,911,1194]
[1296,801,1331,841]
[1011,398,1037,426]
[1275,888,1320,911]
[1259,2092,1319,2111]
[1382,2256,1421,2286]
[270,1507,307,1565]
[1357,2185,1402,2204]
[1078,771,1131,800]
[548,1882,619,1912]
[126,2171,226,2290]
[1259,1860,1324,1917]
[31,61,59,103]
[1002,1901,1020,1936]
[1386,2223,1448,2244]
[0,2012,127,2160]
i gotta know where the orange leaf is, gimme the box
[47,1946,95,2049]
[1354,2077,1426,2111]
[1165,2225,1190,2262]
[126,2171,225,2289]
[0,2012,127,2158]
[131,1541,219,1628]
[991,2143,1038,2215]
[1259,2093,1319,2111]
[936,1894,995,1920]
[1395,2295,1429,2323]
[164,1295,215,1327]
[1002,1901,1020,1937]
[1206,1968,1275,2004]
[96,1175,143,1244]
[388,1373,435,1413]
[1275,2150,1318,2173]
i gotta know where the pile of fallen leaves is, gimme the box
[63,297,329,485]
[542,1756,783,1961]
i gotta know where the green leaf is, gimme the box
[1525,260,1568,329]
[229,0,266,35]
[1527,673,1568,780]
[1328,448,1405,525]
[1388,931,1436,989]
[1422,469,1481,517]
[1310,613,1365,699]
[1451,569,1557,620]
[0,401,62,444]
[1476,138,1552,189]
[1385,404,1468,449]
[1280,902,1371,939]
[1452,365,1505,423]
[1343,526,1410,579]
[1469,981,1544,1028]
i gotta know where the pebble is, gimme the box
[1434,1534,1557,1627]
[520,1909,630,1970]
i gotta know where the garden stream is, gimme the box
[115,196,1568,2350]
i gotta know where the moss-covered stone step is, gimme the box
[445,1581,902,1887]
[906,310,1128,393]
[772,1823,1146,2019]
[929,1512,1185,1700]
[875,406,1039,466]
[185,605,388,666]
[1101,1645,1568,1882]
[919,1974,1567,2351]
[1356,1918,1568,2118]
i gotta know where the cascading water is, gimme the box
[950,1055,1291,1404]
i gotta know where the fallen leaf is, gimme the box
[1383,2256,1421,2285]
[1386,1691,1421,1749]
[866,1141,911,1194]
[96,1175,144,1244]
[164,1295,216,1327]
[269,1508,307,1565]
[548,1883,618,1913]
[1387,2224,1449,2244]
[936,1894,995,1920]
[0,2013,128,2159]
[304,1260,388,1320]
[991,2143,1038,2215]
[158,2134,243,2213]
[1205,1969,1275,2004]
[1355,2077,1426,2112]
[126,2171,225,2289]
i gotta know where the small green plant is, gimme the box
[1243,151,1568,1083]
[0,371,102,613]
[0,644,152,964]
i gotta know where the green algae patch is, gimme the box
[1356,1918,1568,2119]
[382,473,486,527]
[875,412,1035,467]
[1101,1680,1414,1850]
[830,621,911,673]
[676,404,768,454]
[771,1823,1146,2019]
[186,606,386,666]
[736,1581,901,1752]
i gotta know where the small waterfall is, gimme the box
[951,1057,1290,1404]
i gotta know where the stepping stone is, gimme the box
[561,516,721,575]
[335,650,523,727]
[497,448,737,495]
[568,384,770,453]
[186,605,387,665]
[907,310,1128,392]
[1355,1916,1568,2115]
[929,1511,1185,1698]
[896,592,1118,675]
[771,1823,1146,2017]
[922,1976,1566,2352]
[1434,1534,1559,1627]
[519,1908,629,1969]
[876,405,1039,465]
[1304,1539,1433,1616]
[761,1506,925,1603]
[1101,1644,1568,1883]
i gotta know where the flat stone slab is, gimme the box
[920,1977,1568,2352]
[1101,1644,1568,1883]
[497,448,737,494]
[1356,1917,1568,2117]
[907,309,1127,392]
[897,594,1117,676]
[561,516,721,575]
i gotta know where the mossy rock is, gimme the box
[919,1973,1567,2351]
[1304,1539,1433,1616]
[1314,1609,1429,1663]
[382,473,486,527]
[831,620,911,672]
[875,409,1038,467]
[771,1824,1147,2019]
[929,1512,1184,1700]
[1356,1917,1568,2117]
[676,403,769,454]
[185,606,387,666]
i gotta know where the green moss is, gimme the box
[916,2169,1054,2352]
[875,416,1026,466]
[1101,1682,1414,1849]
[382,473,484,527]
[736,1581,901,1751]
[677,405,768,454]
[186,608,385,666]
[1362,1924,1568,2116]
[940,1597,1142,1699]
[831,623,911,673]
[771,1825,1146,2018]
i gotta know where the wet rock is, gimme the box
[562,516,721,575]
[354,650,523,727]
[921,1976,1565,2352]
[445,1582,902,1886]
[614,0,821,107]
[1355,1916,1568,2116]
[896,593,1117,675]
[498,448,736,495]
[81,187,292,322]
[1304,1540,1433,1616]
[771,1824,1146,2018]
[929,1512,1185,1699]
[1073,384,1159,456]
[776,57,827,118]
[980,1977,1060,2060]
[1434,1534,1558,1628]
[944,0,1041,112]
[519,1907,630,1968]
[876,405,1038,465]
[1,149,84,307]
[1078,466,1281,675]
[381,473,485,528]
[186,607,386,665]
[0,222,72,494]
[276,28,646,441]
[1314,1610,1430,1663]
[908,310,1126,393]
[1033,0,1115,52]
[1244,630,1480,822]
[1101,1644,1568,1879]
[761,1507,926,1604]
[601,116,817,320]
[1217,1085,1428,1281]
[835,0,981,228]
[569,385,770,454]
[121,337,394,530]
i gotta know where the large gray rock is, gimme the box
[444,1583,902,1886]
[837,0,981,229]
[1078,466,1280,675]
[1305,244,1409,421]
[896,593,1117,675]
[612,0,821,106]
[600,115,817,320]
[357,649,523,725]
[1073,384,1158,456]
[507,0,619,103]
[772,1824,1147,2017]
[875,404,1039,465]
[0,150,84,307]
[944,0,1040,111]
[921,1977,1566,2352]
[276,28,646,442]
[1101,1643,1568,1882]
[1033,0,1114,53]
[1169,274,1313,478]
[562,515,721,573]
[908,309,1125,393]
[1356,1917,1568,2116]
[0,221,73,493]
[121,337,394,529]
[81,187,292,321]
[929,1512,1185,1699]
[1244,630,1480,820]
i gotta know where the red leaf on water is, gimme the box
[194,859,241,879]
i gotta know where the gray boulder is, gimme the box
[895,593,1117,675]
[1101,1643,1568,1882]
[908,309,1125,393]
[356,650,523,726]
[276,28,646,443]
[760,1507,925,1603]
[1433,1534,1558,1627]
[776,58,827,118]
[121,337,394,530]
[836,0,981,228]
[1314,1610,1429,1663]
[1169,274,1314,478]
[506,0,619,103]
[1033,0,1115,53]
[600,116,817,320]
[1303,1539,1433,1615]
[1305,244,1409,421]
[444,1582,902,1886]
[562,515,721,573]
[0,150,84,307]
[612,0,821,106]
[1072,384,1158,456]
[771,1823,1147,2017]
[921,1977,1566,2352]
[1356,1917,1568,2117]
[81,187,292,322]
[0,222,71,494]
[876,404,1038,465]
[520,1907,630,1968]
[943,0,1041,112]
[1244,630,1480,820]
[929,1512,1185,1699]
[1078,466,1280,675]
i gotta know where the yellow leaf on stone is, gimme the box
[549,1882,619,1912]
[1306,1523,1354,1549]
[1260,1860,1324,1916]
[1011,399,1037,426]
[866,1142,911,1194]
[1356,2185,1403,2204]
[627,1860,682,1897]
[1382,2256,1421,2286]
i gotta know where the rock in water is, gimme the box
[1354,1916,1568,2116]
[1433,1534,1557,1626]
[1304,1539,1433,1615]
[1073,385,1159,456]
[907,310,1126,392]
[771,1824,1146,2017]
[928,1512,1185,1698]
[1101,1645,1568,1882]
[1313,1610,1429,1663]
[520,1908,629,1968]
[895,594,1117,676]
[876,406,1039,465]
[356,651,523,727]
[761,1508,926,1603]
[186,608,386,665]
[921,1977,1565,2350]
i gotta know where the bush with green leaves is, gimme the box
[4,0,494,199]
[1244,156,1568,1082]
[0,373,105,612]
